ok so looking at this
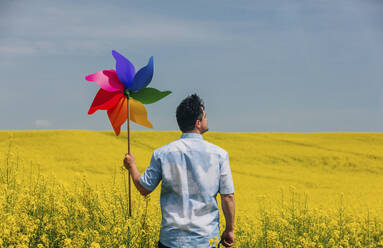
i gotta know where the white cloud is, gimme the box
[35,120,53,128]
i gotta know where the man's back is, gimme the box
[124,94,235,247]
[139,133,235,247]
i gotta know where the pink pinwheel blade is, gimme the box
[85,70,124,92]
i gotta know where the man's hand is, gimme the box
[220,230,234,247]
[122,153,152,196]
[123,153,136,171]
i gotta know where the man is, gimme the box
[123,94,235,248]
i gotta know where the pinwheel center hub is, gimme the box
[124,89,131,98]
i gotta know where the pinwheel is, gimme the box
[85,50,171,135]
[85,50,171,216]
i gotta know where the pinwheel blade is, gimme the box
[106,96,153,135]
[112,50,135,89]
[130,98,153,128]
[131,87,171,104]
[107,96,128,136]
[130,56,154,92]
[88,89,124,115]
[85,70,124,92]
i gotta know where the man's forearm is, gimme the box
[128,164,151,196]
[129,164,141,184]
[221,193,235,231]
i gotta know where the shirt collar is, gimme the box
[180,133,203,139]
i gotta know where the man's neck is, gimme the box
[185,129,202,135]
[185,128,208,135]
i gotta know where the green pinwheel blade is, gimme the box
[131,87,171,104]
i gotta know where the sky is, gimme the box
[1,0,382,132]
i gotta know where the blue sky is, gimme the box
[1,0,382,132]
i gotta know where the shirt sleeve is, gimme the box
[139,152,162,192]
[218,152,235,194]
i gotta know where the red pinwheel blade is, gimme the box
[88,89,124,115]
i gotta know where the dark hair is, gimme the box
[176,94,205,133]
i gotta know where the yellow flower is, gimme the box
[90,242,101,248]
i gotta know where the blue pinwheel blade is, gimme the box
[112,50,135,89]
[130,56,154,92]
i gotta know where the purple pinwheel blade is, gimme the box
[130,56,154,92]
[112,50,135,89]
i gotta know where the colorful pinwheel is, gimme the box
[85,50,171,135]
[85,50,171,217]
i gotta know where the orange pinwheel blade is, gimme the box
[107,97,153,136]
[107,96,127,136]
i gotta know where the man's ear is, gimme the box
[195,119,201,129]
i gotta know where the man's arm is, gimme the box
[220,193,235,247]
[124,153,152,196]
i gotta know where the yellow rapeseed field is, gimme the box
[0,130,383,247]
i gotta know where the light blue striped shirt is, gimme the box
[139,133,235,248]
